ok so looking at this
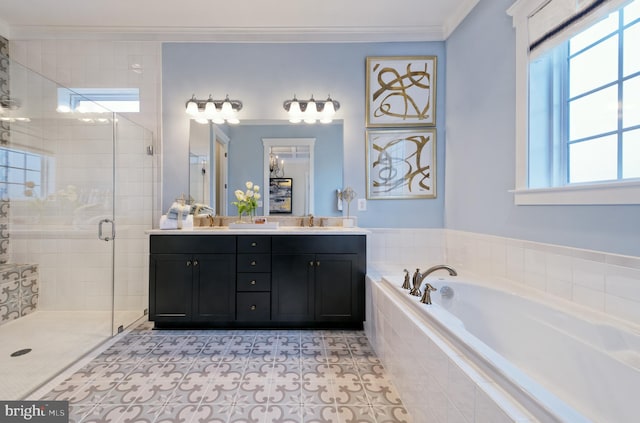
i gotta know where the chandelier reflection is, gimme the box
[269,150,284,177]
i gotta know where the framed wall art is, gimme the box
[366,128,436,199]
[269,177,293,214]
[366,56,437,127]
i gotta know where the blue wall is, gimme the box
[162,42,446,227]
[445,0,640,256]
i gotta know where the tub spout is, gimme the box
[415,265,457,304]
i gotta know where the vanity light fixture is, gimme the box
[185,94,243,124]
[283,95,339,124]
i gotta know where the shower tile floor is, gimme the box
[38,321,412,423]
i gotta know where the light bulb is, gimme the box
[288,99,302,123]
[204,100,218,119]
[304,99,317,123]
[320,99,335,124]
[186,99,198,115]
[221,99,233,119]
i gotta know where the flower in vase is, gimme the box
[232,181,261,219]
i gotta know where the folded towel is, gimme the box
[159,214,193,230]
[192,203,215,216]
[166,202,191,220]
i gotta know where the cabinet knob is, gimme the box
[250,260,257,266]
[186,260,192,267]
[193,260,199,266]
[251,242,257,247]
[250,280,257,285]
[249,305,257,311]
[316,261,320,266]
[309,261,314,266]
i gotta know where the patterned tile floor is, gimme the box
[40,321,412,423]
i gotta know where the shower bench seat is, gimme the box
[0,263,39,326]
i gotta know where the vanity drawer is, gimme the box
[237,236,271,253]
[236,292,271,321]
[237,254,271,272]
[237,273,271,292]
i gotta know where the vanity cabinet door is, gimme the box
[193,254,236,321]
[271,253,315,322]
[314,254,360,322]
[149,254,193,322]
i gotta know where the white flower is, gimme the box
[234,190,245,201]
[246,181,253,189]
[253,185,260,192]
[255,193,261,200]
[246,190,254,198]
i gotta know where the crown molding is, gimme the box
[7,24,446,42]
[442,0,480,39]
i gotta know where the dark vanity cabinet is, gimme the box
[149,233,366,328]
[149,235,236,324]
[272,236,365,325]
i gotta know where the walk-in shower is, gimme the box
[0,55,154,399]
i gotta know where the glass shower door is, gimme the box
[112,115,153,334]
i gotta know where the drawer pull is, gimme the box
[309,261,314,266]
[251,242,257,247]
[316,261,320,266]
[249,305,257,311]
[250,280,257,285]
[193,260,199,266]
[251,260,257,266]
[186,260,192,267]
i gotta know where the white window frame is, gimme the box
[508,0,640,205]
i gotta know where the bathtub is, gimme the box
[370,275,640,423]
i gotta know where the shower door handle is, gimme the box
[98,219,116,242]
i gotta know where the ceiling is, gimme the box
[0,0,479,42]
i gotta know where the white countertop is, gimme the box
[147,227,370,235]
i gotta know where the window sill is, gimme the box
[511,180,640,205]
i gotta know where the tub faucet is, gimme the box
[410,265,457,299]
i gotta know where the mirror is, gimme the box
[188,120,229,215]
[189,120,343,217]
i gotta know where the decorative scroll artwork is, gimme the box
[366,56,437,127]
[366,128,436,199]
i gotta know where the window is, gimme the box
[509,0,640,204]
[56,88,140,114]
[529,1,640,187]
[0,147,51,199]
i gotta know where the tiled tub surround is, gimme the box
[367,228,640,328]
[38,321,411,423]
[365,228,640,422]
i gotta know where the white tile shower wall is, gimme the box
[7,40,157,313]
[444,230,640,327]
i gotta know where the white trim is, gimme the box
[511,180,640,205]
[442,0,481,39]
[8,25,446,42]
[262,138,315,216]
